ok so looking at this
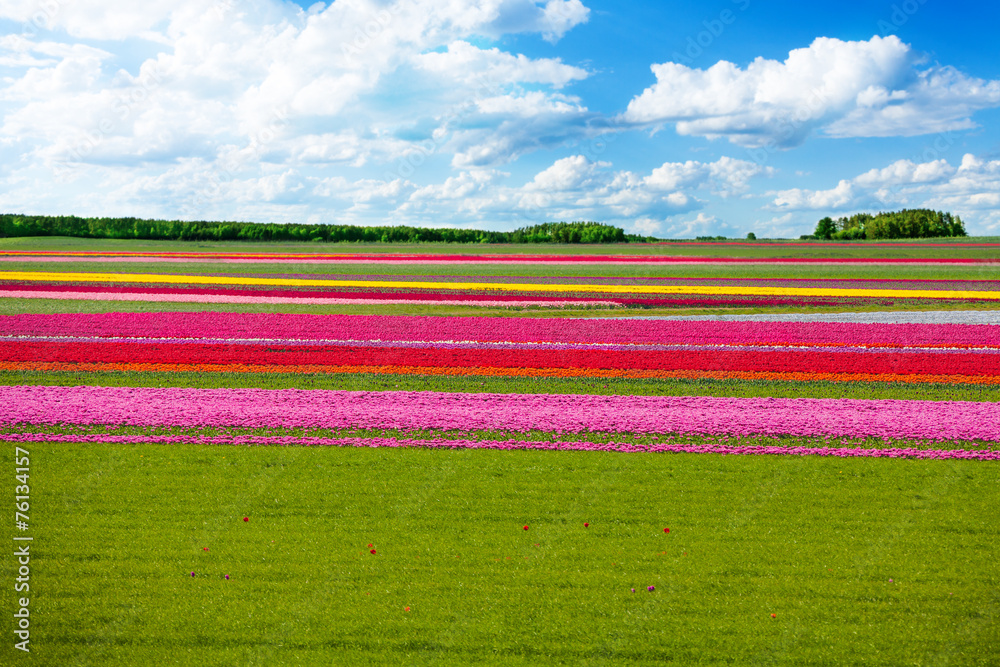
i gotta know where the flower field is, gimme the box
[2,239,998,665]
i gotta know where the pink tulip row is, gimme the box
[0,432,995,460]
[2,385,997,442]
[4,312,1000,348]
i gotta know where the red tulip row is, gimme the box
[4,340,998,377]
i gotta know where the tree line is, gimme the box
[0,215,658,244]
[812,209,967,240]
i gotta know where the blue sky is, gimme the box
[2,0,1000,237]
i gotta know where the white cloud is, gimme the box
[413,40,587,88]
[622,35,1000,148]
[655,212,743,239]
[629,217,663,236]
[524,154,607,190]
[643,156,773,196]
[0,0,202,41]
[770,153,1000,233]
[164,153,768,228]
[538,0,590,42]
[512,154,772,222]
[3,3,1000,235]
[0,0,595,174]
[448,91,596,167]
[852,158,955,188]
[772,180,857,210]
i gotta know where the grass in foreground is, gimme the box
[3,443,997,665]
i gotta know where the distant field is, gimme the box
[1,237,998,665]
[2,259,999,281]
[3,234,1000,259]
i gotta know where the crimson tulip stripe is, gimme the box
[1,386,997,441]
[5,340,998,377]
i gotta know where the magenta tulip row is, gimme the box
[0,432,995,460]
[2,385,997,442]
[4,312,1000,348]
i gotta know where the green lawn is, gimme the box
[3,443,998,665]
[2,237,998,665]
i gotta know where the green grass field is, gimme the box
[4,443,998,665]
[2,237,999,665]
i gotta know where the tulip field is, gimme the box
[2,238,999,665]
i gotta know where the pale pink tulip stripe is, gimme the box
[0,432,995,459]
[0,290,610,307]
[5,312,1000,348]
[1,386,997,442]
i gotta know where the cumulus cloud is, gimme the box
[622,35,1000,148]
[771,153,1000,233]
[644,156,773,196]
[3,2,999,234]
[772,180,857,211]
[512,154,772,222]
[0,0,595,174]
[413,40,588,89]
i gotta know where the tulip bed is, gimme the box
[1,239,999,665]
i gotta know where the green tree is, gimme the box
[814,217,836,239]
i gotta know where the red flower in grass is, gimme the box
[370,549,377,555]
[243,517,249,522]
[663,528,670,534]
[523,525,529,531]
[584,523,589,528]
